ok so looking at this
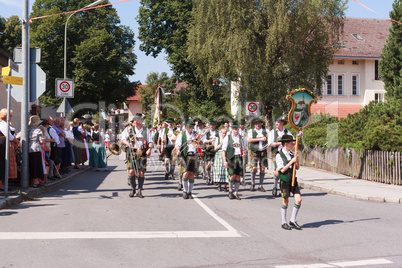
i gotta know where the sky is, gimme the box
[0,0,397,85]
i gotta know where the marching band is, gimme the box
[116,115,302,229]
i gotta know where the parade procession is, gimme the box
[99,86,318,231]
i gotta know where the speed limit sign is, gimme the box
[245,101,260,116]
[56,78,74,98]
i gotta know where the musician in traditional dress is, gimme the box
[239,119,248,186]
[247,117,270,192]
[204,120,219,185]
[161,118,177,180]
[121,113,153,198]
[196,120,207,179]
[276,134,301,230]
[175,120,202,199]
[222,121,247,200]
[268,116,294,197]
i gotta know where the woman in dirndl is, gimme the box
[89,124,108,171]
[213,127,229,191]
[72,118,86,169]
[28,115,45,187]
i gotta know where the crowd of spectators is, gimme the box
[0,108,110,190]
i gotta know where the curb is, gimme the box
[0,166,92,210]
[299,181,401,204]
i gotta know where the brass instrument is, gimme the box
[128,126,143,155]
[109,143,121,156]
[190,127,210,148]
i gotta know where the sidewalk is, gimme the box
[0,165,91,210]
[295,166,402,204]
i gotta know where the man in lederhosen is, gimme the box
[121,113,153,198]
[268,115,294,197]
[247,117,270,192]
[204,120,219,185]
[222,121,247,200]
[161,118,177,180]
[239,119,248,186]
[175,120,202,199]
[276,134,302,230]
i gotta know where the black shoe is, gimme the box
[272,188,277,197]
[289,221,302,230]
[258,186,266,192]
[224,187,228,192]
[282,223,292,230]
[250,184,255,191]
[177,184,182,191]
[165,174,169,180]
[188,193,193,199]
[234,193,241,200]
[136,190,144,198]
[183,192,188,199]
[228,192,235,199]
[129,190,136,197]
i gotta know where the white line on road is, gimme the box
[0,194,242,240]
[275,258,393,268]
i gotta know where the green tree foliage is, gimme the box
[137,0,196,84]
[380,0,402,100]
[0,15,22,55]
[187,0,346,120]
[30,0,137,107]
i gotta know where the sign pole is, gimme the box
[21,0,30,188]
[4,58,12,195]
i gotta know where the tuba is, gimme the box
[108,142,121,157]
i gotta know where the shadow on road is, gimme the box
[302,217,381,228]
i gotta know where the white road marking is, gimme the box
[329,258,393,267]
[0,194,242,240]
[276,258,393,268]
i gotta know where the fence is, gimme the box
[300,147,401,186]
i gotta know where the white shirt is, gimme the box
[222,133,247,156]
[0,120,15,141]
[104,133,110,142]
[121,126,153,149]
[48,125,60,145]
[163,127,176,146]
[247,128,269,151]
[268,127,293,152]
[276,148,294,171]
[175,130,197,154]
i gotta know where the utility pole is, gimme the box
[21,0,30,188]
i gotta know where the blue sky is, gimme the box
[0,0,396,84]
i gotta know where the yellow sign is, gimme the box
[2,75,23,85]
[2,66,10,76]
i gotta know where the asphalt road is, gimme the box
[0,154,401,268]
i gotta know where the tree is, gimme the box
[380,0,402,100]
[29,0,137,108]
[0,15,22,55]
[137,0,197,84]
[187,0,346,122]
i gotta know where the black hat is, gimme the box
[240,119,246,124]
[209,120,217,125]
[278,134,295,143]
[166,118,175,123]
[193,116,200,121]
[131,113,143,122]
[252,117,262,124]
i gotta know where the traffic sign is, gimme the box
[56,78,74,98]
[2,66,10,76]
[245,101,260,116]
[2,76,23,85]
[9,63,47,102]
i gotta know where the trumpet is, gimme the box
[109,142,121,155]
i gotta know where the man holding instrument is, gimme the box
[175,119,202,199]
[276,134,301,230]
[161,118,177,180]
[121,113,153,198]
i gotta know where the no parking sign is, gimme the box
[56,78,74,98]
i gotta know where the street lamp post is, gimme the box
[62,0,105,116]
[64,0,105,79]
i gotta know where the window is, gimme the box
[375,93,384,103]
[351,74,359,96]
[375,60,381,80]
[352,34,364,41]
[352,60,358,65]
[338,59,344,64]
[337,74,344,95]
[326,74,333,95]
